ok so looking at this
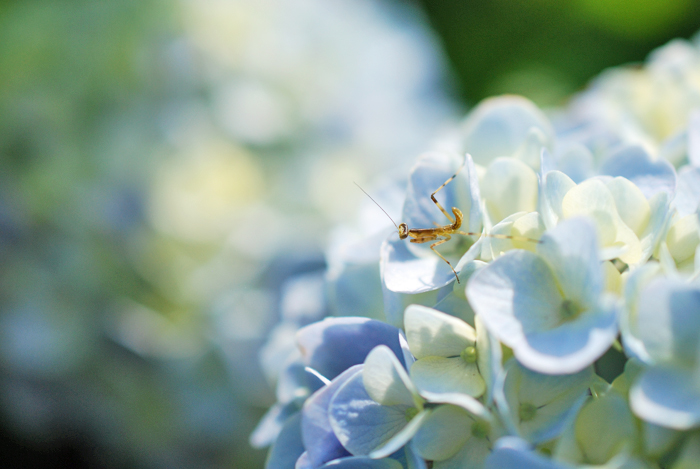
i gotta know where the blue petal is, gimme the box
[600,145,676,199]
[297,318,404,380]
[554,144,594,184]
[266,412,305,469]
[329,370,417,456]
[302,366,361,467]
[459,96,553,167]
[251,400,301,449]
[296,452,313,469]
[381,237,461,293]
[630,366,700,430]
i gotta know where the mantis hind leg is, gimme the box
[430,235,460,284]
[430,155,467,224]
[455,230,541,244]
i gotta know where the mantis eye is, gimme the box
[398,223,409,239]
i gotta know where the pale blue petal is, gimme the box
[266,412,305,469]
[688,110,700,167]
[600,145,676,199]
[537,217,602,309]
[514,297,618,374]
[381,237,457,293]
[467,250,563,343]
[319,456,403,469]
[639,191,672,263]
[467,248,617,374]
[485,437,573,469]
[297,317,404,381]
[635,278,700,366]
[329,371,412,456]
[674,166,700,216]
[540,170,576,230]
[363,346,417,407]
[382,283,439,330]
[659,128,687,167]
[514,127,549,170]
[540,147,556,175]
[630,366,700,430]
[327,247,384,321]
[465,154,484,233]
[555,144,594,184]
[620,262,661,364]
[459,96,553,167]
[302,366,361,467]
[398,332,416,370]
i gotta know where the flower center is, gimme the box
[519,402,537,422]
[559,299,582,321]
[405,407,419,422]
[471,419,490,438]
[461,345,478,364]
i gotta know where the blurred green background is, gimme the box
[0,0,699,468]
[417,0,700,106]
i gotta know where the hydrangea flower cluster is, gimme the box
[253,37,700,468]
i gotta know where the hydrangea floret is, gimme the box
[253,34,700,469]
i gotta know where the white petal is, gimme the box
[481,157,538,224]
[606,177,650,236]
[404,305,476,358]
[363,346,417,407]
[411,357,485,398]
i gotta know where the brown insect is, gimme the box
[356,156,540,283]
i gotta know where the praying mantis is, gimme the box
[356,155,540,283]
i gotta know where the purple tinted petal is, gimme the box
[329,371,412,456]
[297,318,404,380]
[250,400,301,449]
[266,412,305,469]
[302,366,361,467]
